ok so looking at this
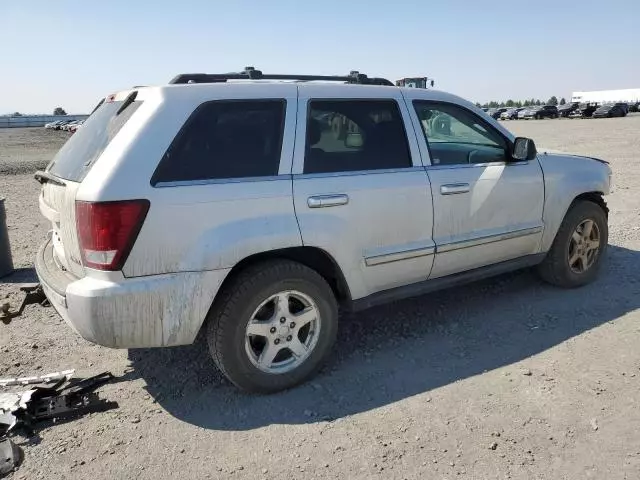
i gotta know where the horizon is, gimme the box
[2,0,639,114]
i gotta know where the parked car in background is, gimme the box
[68,121,84,133]
[558,102,580,118]
[570,103,599,118]
[522,105,559,120]
[614,103,629,115]
[45,120,65,129]
[488,107,509,119]
[50,120,74,130]
[500,107,525,120]
[592,103,627,118]
[629,102,639,113]
[33,67,612,393]
[61,120,83,131]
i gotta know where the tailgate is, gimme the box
[39,181,85,278]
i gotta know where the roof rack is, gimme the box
[168,67,394,86]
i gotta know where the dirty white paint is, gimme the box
[40,181,84,277]
[123,179,302,277]
[32,80,612,353]
[63,269,228,348]
[293,169,435,299]
[537,154,611,251]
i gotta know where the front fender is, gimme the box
[538,153,611,252]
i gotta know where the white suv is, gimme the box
[35,68,611,393]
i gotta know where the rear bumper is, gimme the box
[35,239,230,348]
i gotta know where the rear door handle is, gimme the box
[440,183,470,195]
[307,194,349,208]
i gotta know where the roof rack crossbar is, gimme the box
[168,67,394,86]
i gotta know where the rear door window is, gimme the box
[47,100,142,182]
[151,100,286,185]
[304,100,411,174]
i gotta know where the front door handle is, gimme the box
[307,194,349,208]
[440,183,470,195]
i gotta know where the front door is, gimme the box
[410,100,544,278]
[291,86,435,300]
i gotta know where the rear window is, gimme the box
[47,100,142,182]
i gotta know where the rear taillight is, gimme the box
[76,200,149,271]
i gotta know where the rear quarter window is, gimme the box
[151,100,286,185]
[47,100,142,182]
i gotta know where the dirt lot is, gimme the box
[1,118,639,480]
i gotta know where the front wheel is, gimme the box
[206,260,338,393]
[537,200,608,288]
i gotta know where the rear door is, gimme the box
[39,95,143,277]
[291,85,435,300]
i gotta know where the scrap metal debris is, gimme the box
[0,369,75,388]
[0,438,20,476]
[0,283,48,325]
[0,371,118,477]
[0,372,118,438]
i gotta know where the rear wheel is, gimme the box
[206,260,338,393]
[537,200,608,288]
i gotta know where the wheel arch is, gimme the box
[217,246,351,305]
[572,191,608,217]
[541,190,608,253]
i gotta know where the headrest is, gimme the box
[307,118,322,146]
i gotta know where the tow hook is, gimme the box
[0,284,49,325]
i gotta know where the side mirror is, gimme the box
[512,137,537,161]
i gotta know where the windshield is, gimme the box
[47,100,142,182]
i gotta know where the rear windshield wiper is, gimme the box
[34,170,66,187]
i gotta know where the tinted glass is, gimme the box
[304,100,411,174]
[413,101,508,166]
[47,101,142,182]
[152,100,285,184]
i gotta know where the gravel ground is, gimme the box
[1,118,639,480]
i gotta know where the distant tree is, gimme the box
[53,107,67,116]
[506,99,514,107]
[13,112,22,116]
[475,102,482,108]
[560,97,566,105]
[535,99,542,106]
[547,96,558,106]
[530,98,536,106]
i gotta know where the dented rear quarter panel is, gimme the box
[537,152,611,251]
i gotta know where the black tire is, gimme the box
[537,200,608,288]
[206,260,338,393]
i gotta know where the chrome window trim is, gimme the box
[426,160,528,170]
[293,166,425,180]
[436,226,543,253]
[154,175,289,188]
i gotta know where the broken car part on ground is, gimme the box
[0,371,118,477]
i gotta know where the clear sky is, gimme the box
[2,0,639,114]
